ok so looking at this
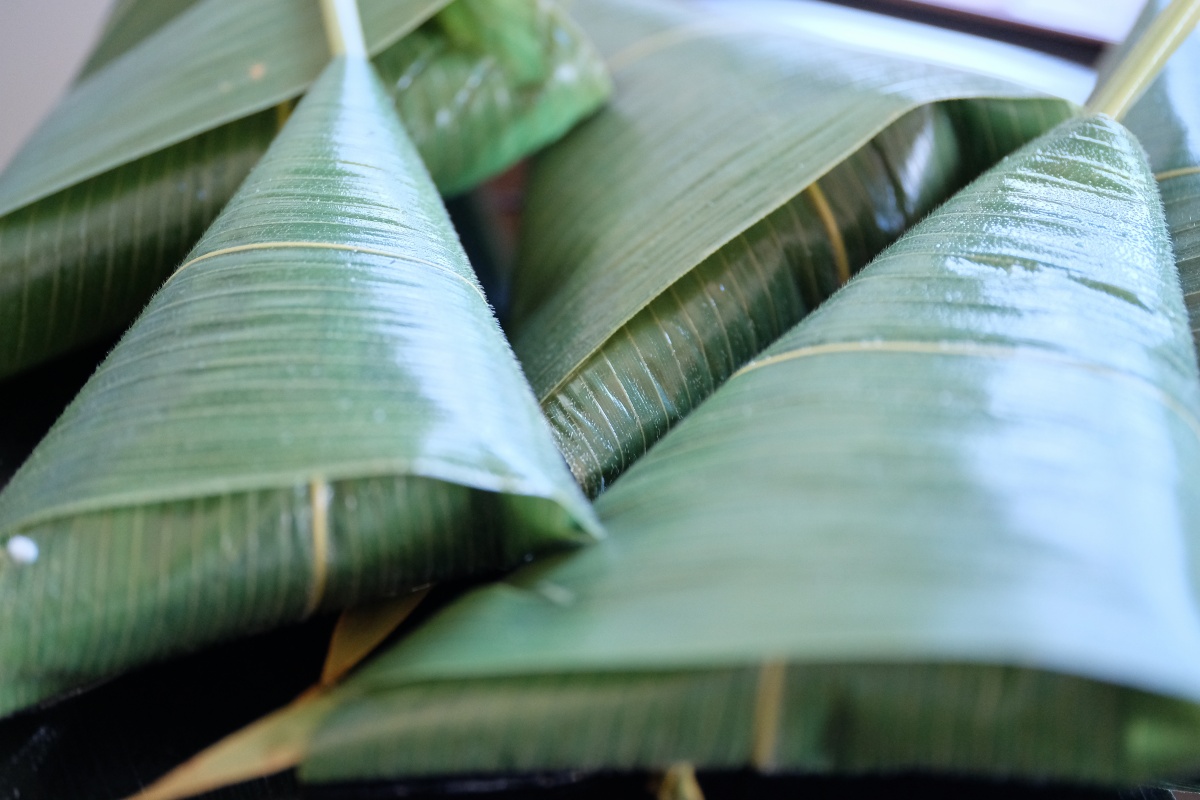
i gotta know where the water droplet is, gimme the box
[6,536,38,564]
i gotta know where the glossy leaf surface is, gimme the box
[1120,0,1200,361]
[0,54,598,720]
[293,116,1200,786]
[512,0,1072,494]
[0,111,280,379]
[542,105,966,496]
[0,0,609,379]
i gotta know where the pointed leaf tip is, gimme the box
[285,112,1200,787]
[0,53,595,719]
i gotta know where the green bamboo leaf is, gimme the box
[511,0,1074,495]
[0,0,610,379]
[0,0,442,218]
[278,114,1200,788]
[76,0,204,79]
[384,1,610,195]
[0,41,598,719]
[1119,0,1200,363]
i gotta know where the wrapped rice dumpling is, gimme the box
[240,114,1200,790]
[0,28,598,719]
[510,0,1076,496]
[0,0,610,379]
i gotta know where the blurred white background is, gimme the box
[0,0,112,172]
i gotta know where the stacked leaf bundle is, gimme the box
[139,85,1200,800]
[6,0,1200,797]
[0,0,610,379]
[93,1,1200,798]
[510,0,1074,495]
[0,0,602,719]
[145,57,1200,800]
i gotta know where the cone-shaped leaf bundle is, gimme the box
[281,115,1200,788]
[511,0,1074,495]
[0,0,610,379]
[0,53,598,720]
[1119,0,1200,361]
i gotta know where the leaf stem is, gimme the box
[1086,0,1200,120]
[319,0,367,59]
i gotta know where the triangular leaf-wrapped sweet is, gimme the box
[269,115,1200,788]
[0,0,610,379]
[1119,0,1200,361]
[0,46,598,719]
[510,0,1076,496]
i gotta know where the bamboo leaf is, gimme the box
[0,0,445,218]
[0,0,610,380]
[385,0,610,196]
[1119,0,1200,364]
[511,0,1075,495]
[76,0,204,79]
[0,39,598,719]
[273,114,1200,788]
[320,589,429,686]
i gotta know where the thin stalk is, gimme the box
[1087,0,1200,120]
[319,0,367,58]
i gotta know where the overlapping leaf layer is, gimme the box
[288,115,1200,787]
[513,0,1073,495]
[0,53,597,719]
[0,0,609,379]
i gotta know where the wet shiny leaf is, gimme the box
[0,0,610,378]
[0,51,598,720]
[510,0,1074,495]
[282,115,1200,788]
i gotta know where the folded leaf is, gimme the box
[1119,0,1200,363]
[0,50,598,720]
[284,115,1200,787]
[0,0,610,378]
[511,0,1073,495]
